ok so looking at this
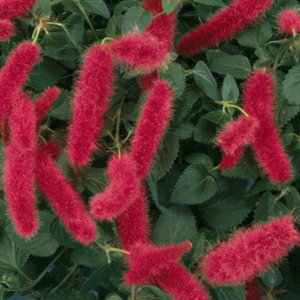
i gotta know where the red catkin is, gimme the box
[140,0,176,91]
[4,93,38,238]
[90,152,140,221]
[245,278,263,300]
[125,242,211,300]
[116,185,150,251]
[67,45,114,166]
[219,147,245,170]
[278,9,300,36]
[35,87,60,127]
[0,0,37,20]
[243,70,292,183]
[35,143,97,244]
[103,31,169,72]
[0,19,14,40]
[131,79,173,178]
[0,41,40,123]
[201,216,300,285]
[177,0,274,56]
[216,116,258,155]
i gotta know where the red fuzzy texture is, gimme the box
[216,116,258,155]
[35,87,60,127]
[0,0,37,20]
[278,9,300,36]
[243,70,292,183]
[140,0,176,91]
[153,262,211,300]
[39,141,61,161]
[0,42,40,123]
[103,31,169,72]
[1,116,10,147]
[131,79,173,178]
[201,216,300,285]
[35,144,97,244]
[67,45,114,166]
[90,152,140,221]
[219,147,244,170]
[0,19,14,40]
[4,93,38,238]
[126,242,211,300]
[125,242,192,285]
[140,71,159,92]
[177,0,274,56]
[245,279,262,300]
[116,185,150,251]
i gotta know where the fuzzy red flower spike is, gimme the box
[278,9,300,36]
[0,19,14,40]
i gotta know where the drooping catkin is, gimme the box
[67,45,114,166]
[4,93,38,238]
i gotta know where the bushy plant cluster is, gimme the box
[1,0,300,299]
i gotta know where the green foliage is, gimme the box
[1,0,300,299]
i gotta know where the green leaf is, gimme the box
[193,61,220,101]
[0,228,28,273]
[171,165,217,205]
[174,91,199,122]
[222,74,239,103]
[50,89,72,120]
[78,263,117,296]
[32,0,52,20]
[185,153,213,169]
[43,290,97,300]
[212,286,245,300]
[80,0,110,18]
[283,65,300,105]
[255,192,289,223]
[252,178,281,194]
[122,6,153,33]
[28,59,66,91]
[71,248,107,268]
[6,212,59,257]
[201,194,256,230]
[105,294,123,300]
[277,96,300,127]
[193,0,227,7]
[173,121,194,139]
[151,133,179,181]
[152,206,197,245]
[158,62,186,96]
[261,265,283,288]
[285,187,300,219]
[222,149,261,180]
[236,22,272,49]
[50,218,82,249]
[205,111,232,126]
[194,118,218,145]
[210,55,251,79]
[137,285,172,300]
[162,0,180,14]
[187,233,206,267]
[80,168,108,193]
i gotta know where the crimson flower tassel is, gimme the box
[103,31,169,72]
[201,216,300,285]
[35,87,60,128]
[278,9,300,36]
[116,185,150,251]
[245,279,263,300]
[125,242,211,300]
[35,143,97,244]
[243,70,292,183]
[140,0,176,91]
[90,152,140,221]
[0,42,40,123]
[67,45,114,166]
[0,19,14,40]
[0,0,37,20]
[219,147,245,170]
[177,0,274,56]
[4,93,38,238]
[131,79,173,178]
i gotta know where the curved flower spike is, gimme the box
[278,9,300,36]
[0,0,37,20]
[0,19,14,41]
[177,0,274,56]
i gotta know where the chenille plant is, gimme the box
[1,0,300,300]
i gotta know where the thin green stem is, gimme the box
[49,264,78,294]
[17,269,33,283]
[153,10,166,19]
[275,187,290,202]
[216,101,249,118]
[109,247,130,255]
[101,37,114,45]
[185,70,194,77]
[115,96,126,157]
[131,285,136,300]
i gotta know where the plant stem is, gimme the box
[216,101,249,118]
[17,269,33,283]
[115,96,126,157]
[109,247,130,255]
[153,10,166,19]
[131,285,136,300]
[49,264,78,294]
[185,70,194,77]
